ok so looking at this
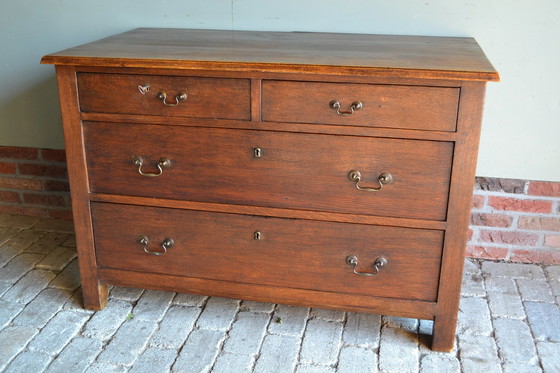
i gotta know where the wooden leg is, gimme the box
[82,281,109,310]
[431,314,457,352]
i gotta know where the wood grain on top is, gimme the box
[41,28,499,81]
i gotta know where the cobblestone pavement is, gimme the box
[0,214,559,372]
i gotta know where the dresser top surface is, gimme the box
[41,28,498,81]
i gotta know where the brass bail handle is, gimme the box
[131,156,171,177]
[157,91,187,106]
[348,170,393,192]
[345,255,388,276]
[137,235,175,256]
[329,100,363,116]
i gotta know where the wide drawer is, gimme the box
[84,122,453,221]
[261,80,459,132]
[92,203,443,302]
[77,73,251,120]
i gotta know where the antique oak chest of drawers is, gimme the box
[42,28,498,351]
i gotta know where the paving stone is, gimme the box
[378,326,419,373]
[0,300,23,328]
[49,258,80,290]
[487,291,525,319]
[536,341,560,373]
[82,299,132,341]
[33,218,75,233]
[484,276,518,293]
[545,265,560,281]
[132,289,175,321]
[458,334,501,373]
[23,232,69,255]
[173,329,225,373]
[63,288,95,313]
[195,297,239,331]
[524,301,560,342]
[457,296,493,335]
[418,319,434,336]
[0,325,39,371]
[109,286,145,301]
[12,287,73,327]
[2,269,56,304]
[502,362,543,373]
[419,354,460,373]
[85,362,128,373]
[173,292,208,306]
[296,365,336,373]
[28,310,91,355]
[0,227,20,246]
[3,351,51,373]
[461,272,486,296]
[494,317,538,364]
[383,316,419,331]
[149,305,200,348]
[212,352,255,373]
[337,345,377,373]
[61,235,76,248]
[300,319,343,365]
[97,318,158,366]
[129,347,177,373]
[481,261,546,280]
[343,312,381,348]
[310,308,345,322]
[254,334,301,373]
[0,214,40,228]
[35,246,76,271]
[518,279,555,302]
[240,300,275,313]
[45,337,103,373]
[223,311,270,355]
[0,253,43,283]
[0,281,10,297]
[0,230,44,266]
[268,304,309,336]
[550,281,560,299]
[463,258,481,274]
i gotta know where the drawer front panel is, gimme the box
[77,73,251,120]
[92,203,443,301]
[84,122,453,221]
[262,80,459,132]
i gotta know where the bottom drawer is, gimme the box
[91,203,444,302]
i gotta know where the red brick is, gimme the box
[41,149,67,163]
[466,245,508,260]
[43,180,70,192]
[0,146,39,160]
[528,181,560,197]
[48,209,73,221]
[23,193,66,207]
[18,163,67,179]
[470,213,512,228]
[488,196,552,213]
[518,216,560,232]
[0,205,48,217]
[467,228,474,242]
[0,177,42,191]
[510,249,560,265]
[545,235,560,248]
[471,194,485,209]
[0,190,21,203]
[479,230,539,246]
[0,161,16,174]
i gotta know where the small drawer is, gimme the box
[77,73,251,120]
[92,203,444,302]
[261,80,459,132]
[84,122,453,221]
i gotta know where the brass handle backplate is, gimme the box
[157,91,187,106]
[329,100,363,116]
[345,255,387,276]
[348,170,393,192]
[137,235,175,256]
[132,156,171,177]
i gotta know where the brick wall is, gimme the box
[1,145,559,264]
[0,146,71,220]
[468,177,560,264]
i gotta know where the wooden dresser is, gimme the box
[42,28,498,351]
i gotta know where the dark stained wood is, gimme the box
[83,122,453,221]
[41,28,499,81]
[92,203,443,301]
[78,73,250,120]
[262,80,459,132]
